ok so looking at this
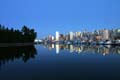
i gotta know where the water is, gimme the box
[0,44,120,80]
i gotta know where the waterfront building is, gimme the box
[75,32,81,37]
[64,34,70,41]
[52,36,55,41]
[42,28,120,44]
[56,31,59,41]
[102,29,110,41]
[113,28,120,40]
[74,32,82,40]
[70,32,74,41]
[59,34,65,41]
[48,35,52,41]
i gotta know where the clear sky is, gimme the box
[0,0,120,39]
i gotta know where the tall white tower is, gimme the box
[56,31,59,41]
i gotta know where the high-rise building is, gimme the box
[48,35,52,41]
[65,34,69,41]
[70,32,74,40]
[112,28,120,40]
[56,31,59,41]
[75,32,81,38]
[59,34,64,41]
[52,36,55,41]
[102,29,110,41]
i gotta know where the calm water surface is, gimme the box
[0,44,120,80]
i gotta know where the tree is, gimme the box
[0,24,37,43]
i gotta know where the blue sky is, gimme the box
[0,0,120,39]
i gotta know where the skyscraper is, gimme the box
[70,32,74,40]
[56,31,59,41]
[102,29,110,41]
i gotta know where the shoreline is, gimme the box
[0,42,119,47]
[0,43,35,47]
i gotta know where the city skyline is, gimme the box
[0,0,120,38]
[42,28,120,40]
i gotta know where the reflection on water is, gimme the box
[0,46,37,67]
[0,44,120,80]
[42,43,120,55]
[56,44,59,54]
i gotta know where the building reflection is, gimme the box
[42,43,120,55]
[0,46,37,67]
[56,44,59,54]
[52,44,54,49]
[70,45,74,53]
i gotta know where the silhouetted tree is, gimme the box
[0,24,37,43]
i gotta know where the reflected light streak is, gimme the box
[56,44,59,54]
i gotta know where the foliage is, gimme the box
[0,24,37,43]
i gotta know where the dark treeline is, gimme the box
[0,24,37,43]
